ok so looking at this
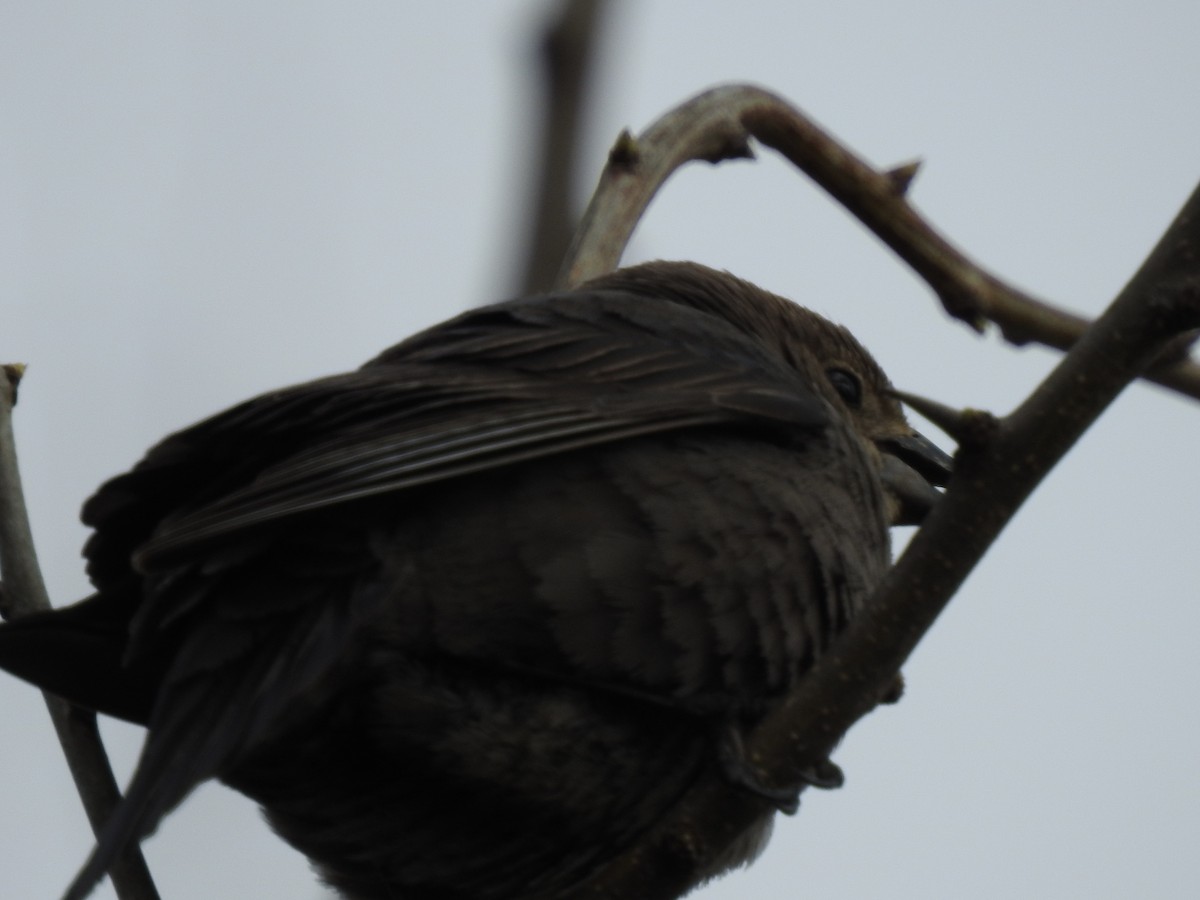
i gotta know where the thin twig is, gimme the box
[558,83,1200,402]
[0,368,160,900]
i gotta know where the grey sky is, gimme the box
[2,2,1198,898]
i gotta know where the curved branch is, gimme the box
[0,367,160,900]
[561,161,1200,900]
[558,83,1200,401]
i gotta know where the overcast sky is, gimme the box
[2,2,1199,898]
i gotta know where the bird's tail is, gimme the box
[0,597,154,724]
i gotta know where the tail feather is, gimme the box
[0,600,153,724]
[59,578,377,899]
[60,668,256,900]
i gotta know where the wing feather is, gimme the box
[87,289,829,578]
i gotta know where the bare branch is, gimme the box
[556,90,755,289]
[0,368,160,900]
[563,161,1200,900]
[559,83,1200,402]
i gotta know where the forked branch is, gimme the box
[556,86,1200,899]
[559,83,1200,401]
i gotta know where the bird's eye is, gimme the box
[826,368,863,408]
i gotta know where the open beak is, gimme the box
[877,430,953,526]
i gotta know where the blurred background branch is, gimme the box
[516,0,612,294]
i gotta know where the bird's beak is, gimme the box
[876,430,953,526]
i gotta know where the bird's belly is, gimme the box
[230,659,735,900]
[226,429,886,898]
[379,429,889,710]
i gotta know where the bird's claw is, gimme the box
[879,672,905,705]
[716,721,844,816]
[796,758,844,790]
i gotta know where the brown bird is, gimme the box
[0,261,949,900]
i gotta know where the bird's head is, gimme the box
[585,261,952,525]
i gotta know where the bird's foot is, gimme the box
[715,721,844,816]
[879,672,905,705]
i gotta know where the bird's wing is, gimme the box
[86,290,828,578]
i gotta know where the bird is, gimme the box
[0,260,950,900]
